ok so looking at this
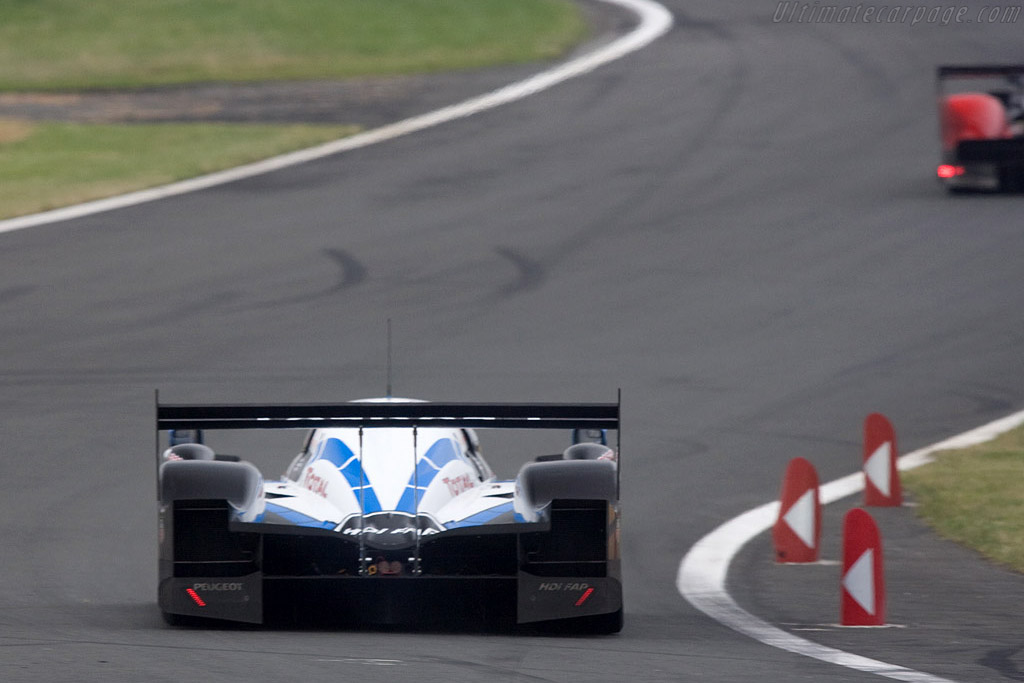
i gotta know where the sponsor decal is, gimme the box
[302,466,330,498]
[537,582,590,592]
[341,527,438,537]
[192,582,245,592]
[442,473,475,497]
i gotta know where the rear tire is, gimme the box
[576,607,624,634]
[161,609,183,627]
[526,608,624,635]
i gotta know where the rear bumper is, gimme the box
[159,499,622,630]
[161,573,622,629]
[942,140,1024,191]
[939,162,1002,191]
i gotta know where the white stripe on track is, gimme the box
[677,409,1024,682]
[0,0,673,236]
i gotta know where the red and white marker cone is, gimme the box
[772,457,821,563]
[863,412,902,507]
[840,508,885,626]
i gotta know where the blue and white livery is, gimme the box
[155,397,623,632]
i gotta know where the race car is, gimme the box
[937,65,1024,192]
[155,396,622,632]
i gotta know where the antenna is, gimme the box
[386,318,393,398]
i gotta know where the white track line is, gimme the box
[0,0,673,236]
[677,409,1024,683]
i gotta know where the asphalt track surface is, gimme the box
[1,1,1023,681]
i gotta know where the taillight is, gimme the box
[937,164,965,178]
[574,587,595,606]
[186,588,207,607]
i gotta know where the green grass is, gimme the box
[0,0,587,220]
[0,0,587,90]
[903,425,1024,572]
[0,121,358,218]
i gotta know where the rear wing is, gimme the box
[936,65,1024,101]
[156,399,620,431]
[938,65,1024,79]
[154,392,622,494]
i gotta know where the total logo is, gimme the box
[442,473,475,497]
[302,466,330,498]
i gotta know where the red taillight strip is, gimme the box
[186,588,207,607]
[574,587,595,607]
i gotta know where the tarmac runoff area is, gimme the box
[680,410,1024,683]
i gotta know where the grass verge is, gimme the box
[903,424,1024,572]
[0,0,589,221]
[0,121,358,219]
[0,0,587,90]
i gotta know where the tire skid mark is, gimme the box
[324,247,368,291]
[0,285,36,305]
[238,246,367,311]
[493,246,546,298]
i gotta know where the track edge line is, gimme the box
[0,0,673,236]
[677,408,1024,683]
